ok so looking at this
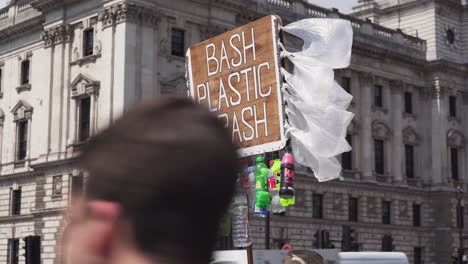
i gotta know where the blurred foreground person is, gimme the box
[284,250,324,264]
[63,97,239,264]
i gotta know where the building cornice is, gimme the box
[30,0,81,12]
[29,157,77,171]
[0,15,44,44]
[97,2,161,29]
[426,59,468,75]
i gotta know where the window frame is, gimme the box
[449,95,457,117]
[20,59,30,86]
[312,193,324,219]
[451,147,459,181]
[412,203,421,227]
[413,247,422,264]
[348,197,359,222]
[83,28,95,57]
[405,144,415,179]
[374,139,385,175]
[457,204,464,229]
[70,174,84,204]
[373,84,383,108]
[11,188,21,216]
[78,97,91,142]
[382,200,391,225]
[341,76,351,94]
[342,134,353,170]
[0,66,3,94]
[16,120,28,161]
[8,238,19,264]
[404,91,413,114]
[171,28,185,57]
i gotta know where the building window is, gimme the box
[405,145,414,179]
[349,197,358,222]
[374,139,385,175]
[71,175,84,203]
[382,200,391,224]
[414,247,422,264]
[83,28,94,57]
[11,188,21,216]
[8,238,19,264]
[0,67,3,93]
[447,29,455,44]
[381,235,394,252]
[21,60,30,85]
[79,97,91,142]
[171,29,185,57]
[342,134,352,170]
[451,147,459,181]
[449,96,457,117]
[342,77,351,94]
[373,84,383,107]
[457,205,464,229]
[312,194,323,219]
[404,92,413,114]
[413,203,421,227]
[17,120,28,161]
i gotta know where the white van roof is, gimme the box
[339,252,409,264]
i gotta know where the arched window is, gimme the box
[447,130,465,182]
[372,121,392,177]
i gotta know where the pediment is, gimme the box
[372,120,392,139]
[403,127,420,145]
[71,73,100,98]
[448,130,465,148]
[11,100,33,120]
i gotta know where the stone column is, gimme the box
[390,80,404,184]
[430,78,446,186]
[359,73,374,181]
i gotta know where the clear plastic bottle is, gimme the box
[231,180,252,248]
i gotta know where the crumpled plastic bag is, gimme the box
[281,18,354,182]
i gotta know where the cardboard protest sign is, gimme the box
[186,15,286,157]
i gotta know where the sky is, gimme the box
[0,0,360,13]
[308,0,359,14]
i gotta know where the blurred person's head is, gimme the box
[64,97,239,264]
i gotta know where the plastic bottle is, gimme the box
[254,156,270,209]
[247,166,256,212]
[231,177,252,248]
[269,158,286,214]
[279,152,295,199]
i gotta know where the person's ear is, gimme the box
[84,201,122,258]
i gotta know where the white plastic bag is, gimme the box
[281,18,354,182]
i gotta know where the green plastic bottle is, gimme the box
[254,156,270,209]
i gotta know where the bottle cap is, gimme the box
[256,156,264,163]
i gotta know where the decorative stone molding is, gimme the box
[52,175,63,196]
[41,24,74,47]
[70,73,100,98]
[16,83,31,93]
[372,120,392,139]
[98,3,160,29]
[447,130,465,149]
[0,108,4,126]
[11,100,33,121]
[403,127,421,145]
[347,119,360,135]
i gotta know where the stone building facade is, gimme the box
[0,0,466,263]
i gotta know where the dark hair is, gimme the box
[78,97,239,263]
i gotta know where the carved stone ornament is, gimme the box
[42,25,74,47]
[98,3,160,29]
[372,120,392,139]
[399,200,409,218]
[53,176,63,195]
[73,47,80,60]
[11,100,33,121]
[348,119,360,135]
[367,197,377,215]
[448,130,465,149]
[70,73,100,98]
[95,40,102,54]
[403,127,421,145]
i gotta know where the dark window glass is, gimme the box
[83,28,94,57]
[349,197,358,222]
[405,145,414,179]
[71,175,84,203]
[342,77,351,94]
[451,147,459,181]
[404,92,413,114]
[9,238,19,264]
[447,29,455,44]
[313,194,323,219]
[11,189,21,216]
[171,29,185,57]
[457,205,464,229]
[449,96,457,117]
[79,97,91,142]
[342,134,352,170]
[381,235,393,251]
[374,139,384,175]
[374,84,383,107]
[414,247,422,264]
[413,204,421,227]
[17,121,28,161]
[21,60,30,85]
[382,201,391,224]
